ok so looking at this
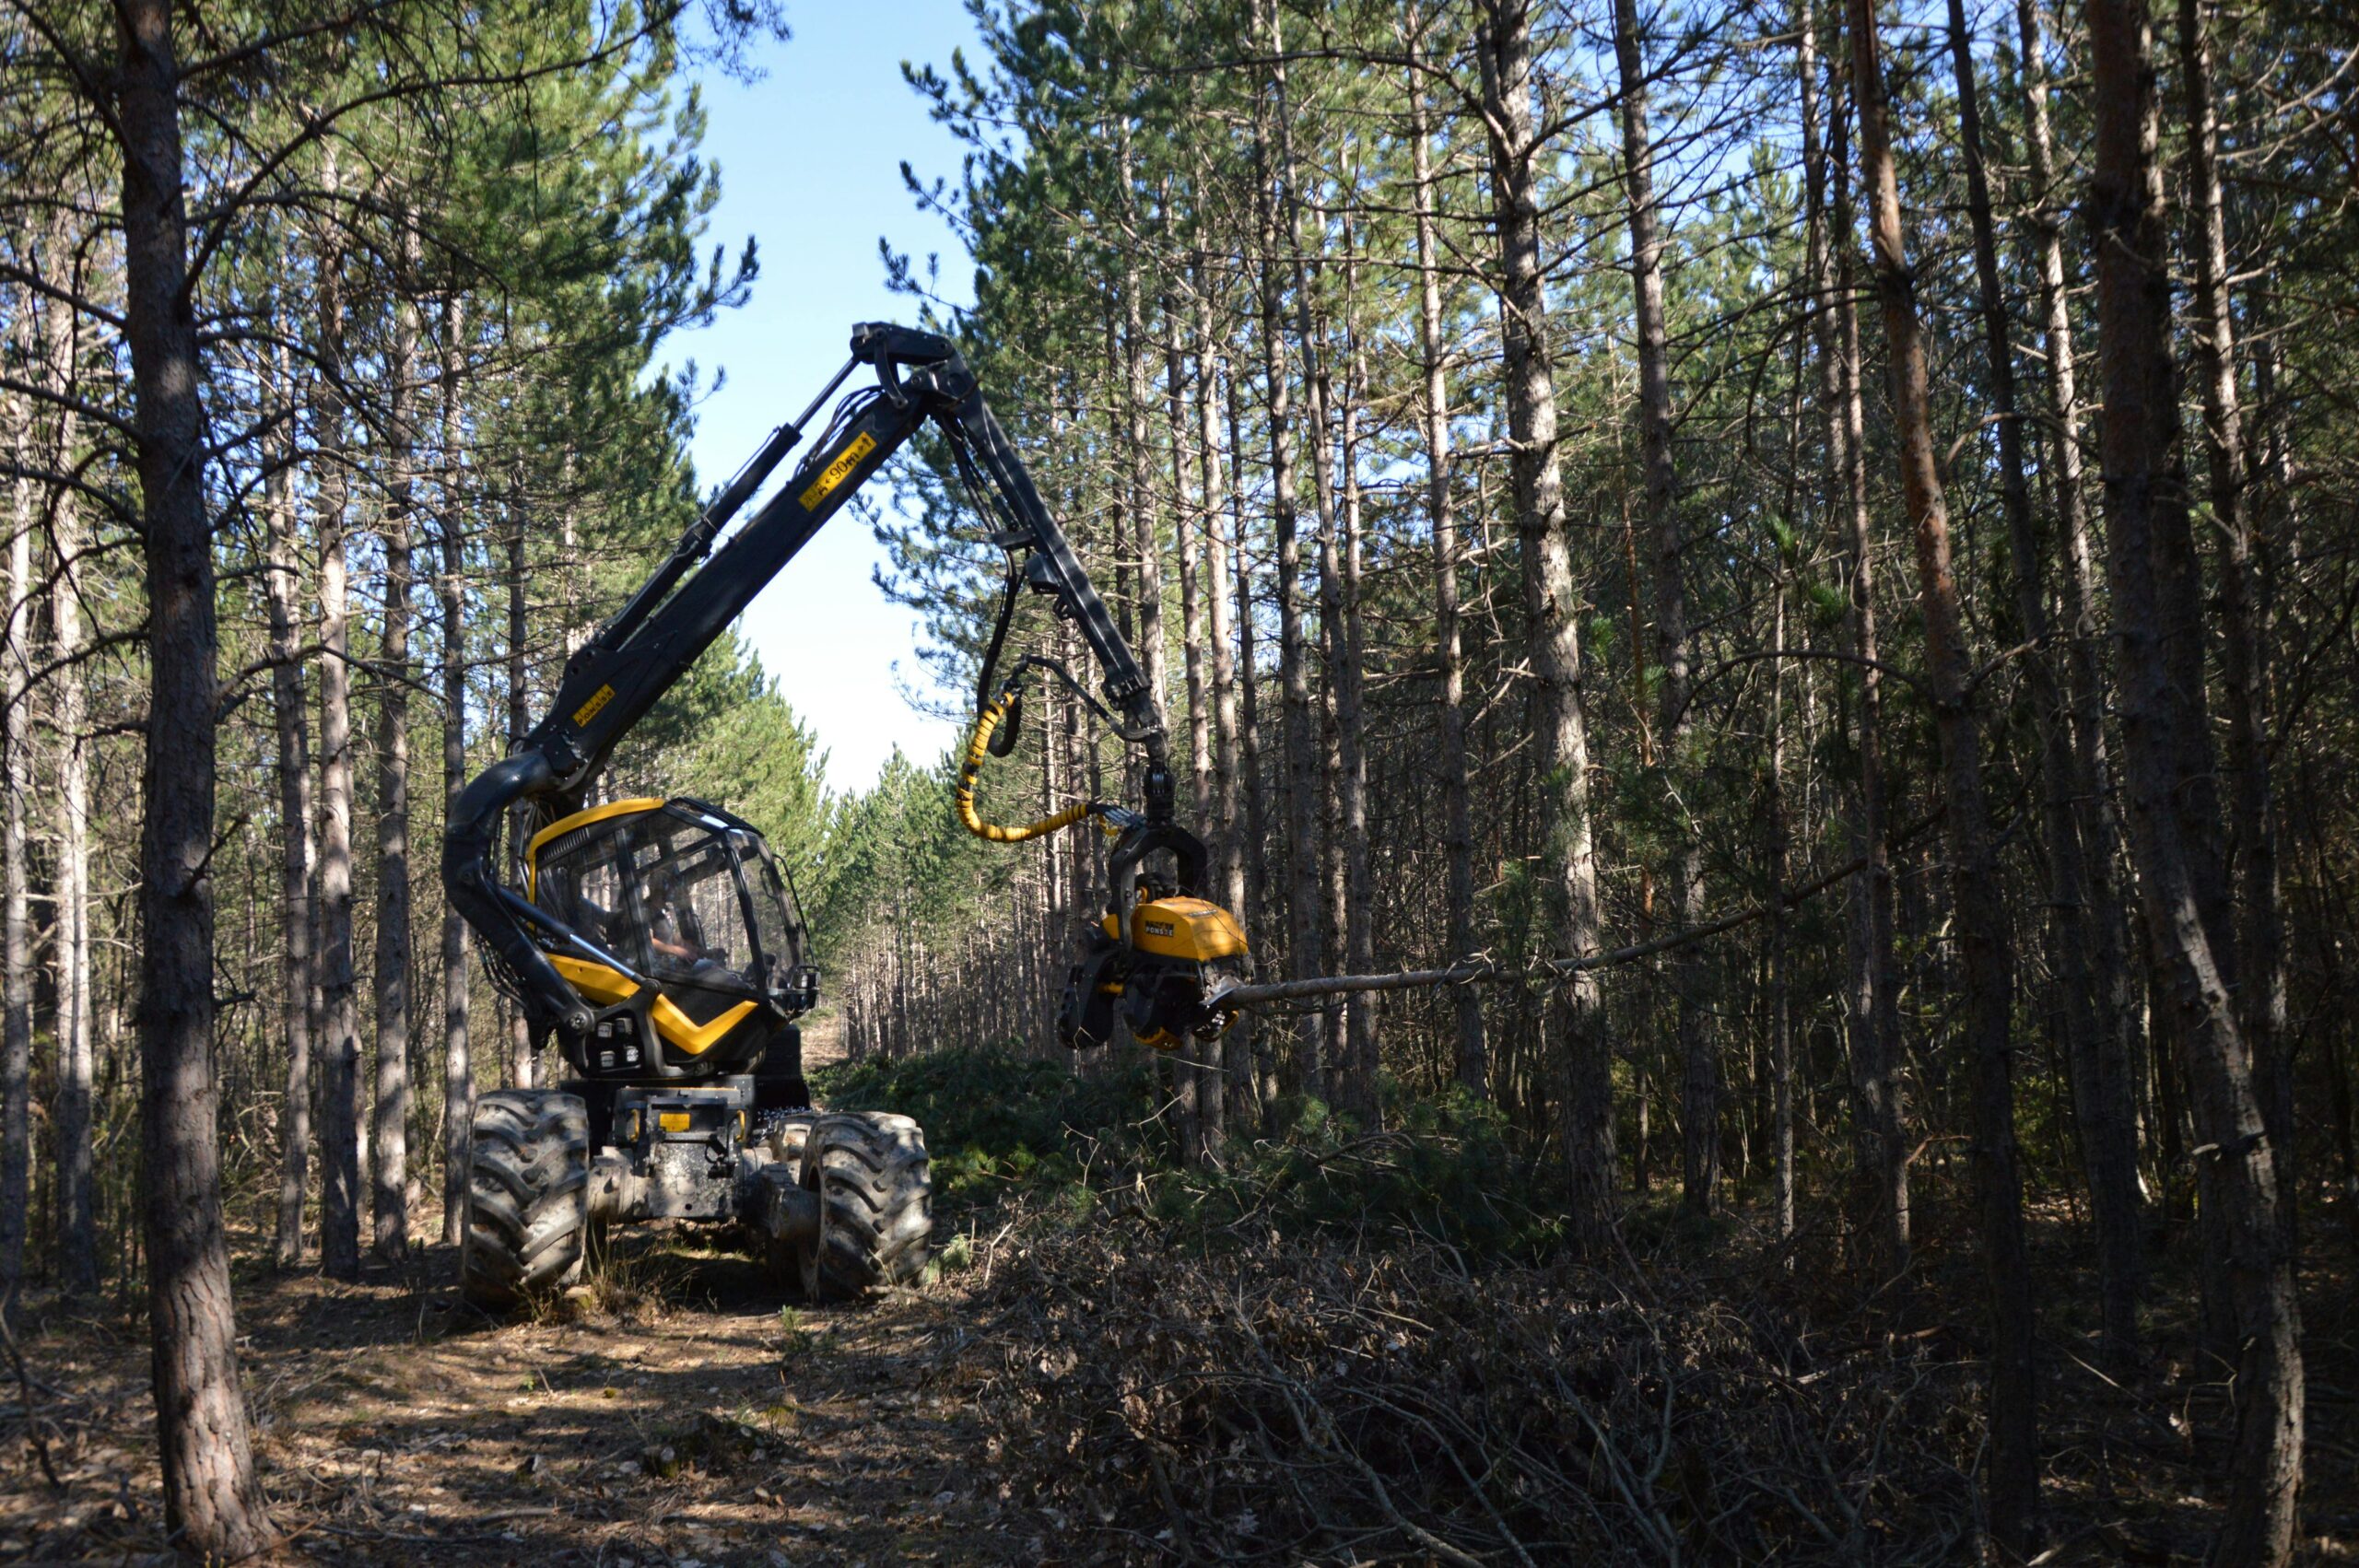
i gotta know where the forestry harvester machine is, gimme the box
[441,324,1246,1308]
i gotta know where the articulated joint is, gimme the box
[440,750,592,1042]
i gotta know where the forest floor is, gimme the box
[0,1228,1041,1566]
[3,1032,2357,1565]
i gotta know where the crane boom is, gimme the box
[442,323,1211,1057]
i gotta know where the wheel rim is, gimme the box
[797,1151,826,1298]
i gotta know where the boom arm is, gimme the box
[444,323,1179,1046]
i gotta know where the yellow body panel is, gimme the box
[545,954,757,1057]
[1099,896,1248,962]
[525,797,665,897]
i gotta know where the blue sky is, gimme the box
[663,3,986,796]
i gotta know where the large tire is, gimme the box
[461,1090,592,1310]
[798,1112,933,1302]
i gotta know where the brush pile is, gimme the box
[966,1210,1988,1565]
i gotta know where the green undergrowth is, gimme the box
[814,1046,1168,1208]
[815,1046,1566,1261]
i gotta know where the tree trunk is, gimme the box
[371,228,420,1261]
[1156,196,1209,1155]
[1849,0,2037,1545]
[1119,132,1168,743]
[115,0,275,1549]
[1254,0,1326,1104]
[1477,0,1613,1249]
[1227,345,1276,1124]
[2087,1,2304,1557]
[2018,0,2143,1235]
[2178,0,2291,1249]
[1406,8,1487,1098]
[1337,323,1377,1114]
[506,479,536,1088]
[313,152,365,1280]
[0,304,33,1301]
[1196,276,1236,1159]
[39,214,95,1297]
[1947,0,2142,1360]
[264,343,316,1270]
[1614,0,1713,1216]
[439,297,473,1246]
[1768,582,1795,1243]
[1822,37,1910,1273]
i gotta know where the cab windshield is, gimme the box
[533,806,770,996]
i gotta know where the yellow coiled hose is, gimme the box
[954,692,1099,843]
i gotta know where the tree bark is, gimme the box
[438,296,472,1245]
[1,301,33,1301]
[1477,0,1613,1249]
[1947,0,2142,1360]
[1337,323,1377,1115]
[1613,0,1713,1216]
[2018,0,2143,1232]
[313,148,366,1280]
[1848,0,2036,1545]
[1159,191,1207,1158]
[371,225,420,1261]
[115,0,275,1549]
[1253,0,1327,1104]
[39,213,95,1297]
[2178,0,2291,1248]
[506,476,536,1088]
[1195,274,1235,1159]
[1820,35,1910,1272]
[1406,8,1487,1099]
[1225,343,1277,1123]
[2087,0,2304,1557]
[264,340,316,1270]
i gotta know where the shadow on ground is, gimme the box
[0,1226,1034,1566]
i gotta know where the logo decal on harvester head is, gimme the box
[1144,920,1175,938]
[572,683,616,726]
[800,431,877,510]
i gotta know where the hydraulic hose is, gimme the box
[954,691,1097,843]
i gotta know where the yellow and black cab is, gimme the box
[522,796,816,1083]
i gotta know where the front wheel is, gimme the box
[798,1112,933,1302]
[460,1090,592,1310]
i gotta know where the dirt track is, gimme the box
[1,1229,1036,1566]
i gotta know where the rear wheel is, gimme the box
[798,1112,932,1302]
[460,1090,592,1310]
